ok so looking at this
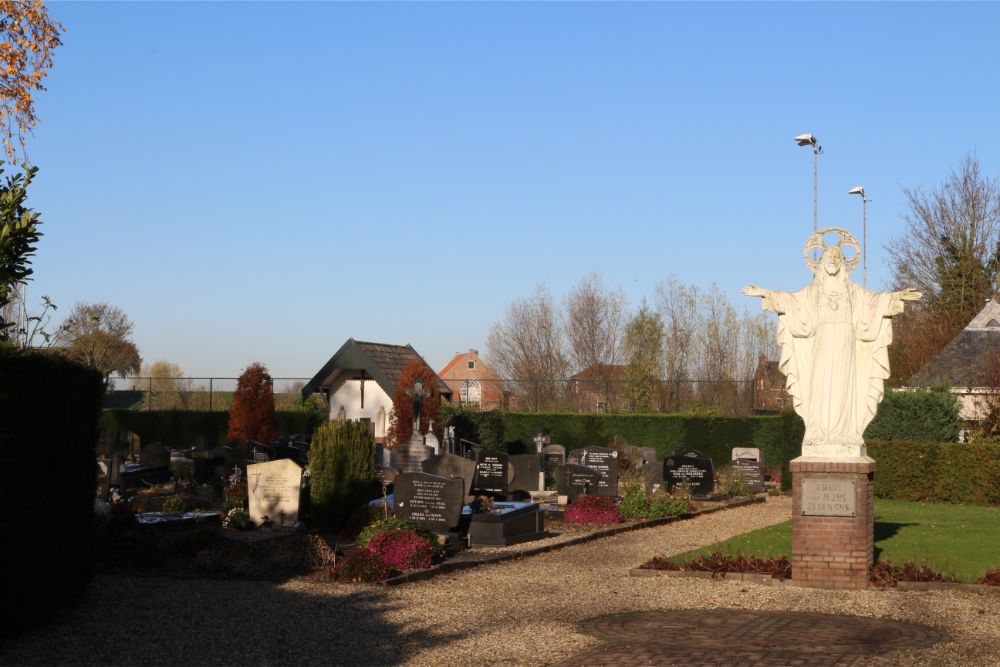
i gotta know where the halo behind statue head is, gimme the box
[803,227,861,274]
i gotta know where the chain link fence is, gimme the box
[105,377,313,412]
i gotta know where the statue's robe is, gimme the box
[763,280,902,448]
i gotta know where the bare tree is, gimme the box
[886,154,1000,382]
[563,273,628,375]
[58,302,141,385]
[486,284,569,410]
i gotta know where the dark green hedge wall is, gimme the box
[868,439,1000,505]
[501,411,804,490]
[99,409,315,449]
[0,349,104,635]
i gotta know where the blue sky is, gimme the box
[23,1,1000,380]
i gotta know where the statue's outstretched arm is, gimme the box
[742,284,784,314]
[896,288,922,302]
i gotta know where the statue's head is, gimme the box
[821,246,844,275]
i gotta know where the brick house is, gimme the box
[569,364,625,413]
[752,354,792,414]
[438,349,504,410]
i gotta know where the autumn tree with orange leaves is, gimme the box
[0,1,63,162]
[386,358,443,447]
[227,362,278,445]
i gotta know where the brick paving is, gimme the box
[553,609,948,667]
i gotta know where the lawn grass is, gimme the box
[664,499,1000,582]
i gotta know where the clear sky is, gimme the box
[23,1,1000,380]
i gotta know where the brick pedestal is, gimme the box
[790,457,875,590]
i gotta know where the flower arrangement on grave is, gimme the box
[161,495,187,513]
[469,495,495,513]
[223,507,253,530]
[365,529,436,570]
[563,495,621,525]
[333,549,392,583]
[224,482,248,512]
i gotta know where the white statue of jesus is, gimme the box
[742,228,920,459]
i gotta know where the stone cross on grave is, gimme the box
[405,377,434,430]
[353,370,370,409]
[533,431,550,454]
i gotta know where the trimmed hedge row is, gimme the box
[867,439,1000,505]
[1,349,104,635]
[98,409,316,449]
[502,412,804,490]
[864,388,961,443]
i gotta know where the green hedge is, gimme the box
[98,409,316,449]
[864,388,961,442]
[868,439,1000,505]
[0,349,104,635]
[501,411,803,490]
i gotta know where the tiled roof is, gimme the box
[438,352,465,378]
[302,339,452,399]
[909,329,1000,388]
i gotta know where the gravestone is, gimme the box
[472,452,509,495]
[393,471,464,533]
[663,449,715,496]
[556,464,602,503]
[247,458,303,527]
[580,446,619,496]
[375,465,397,487]
[731,459,765,494]
[461,440,483,462]
[468,501,546,547]
[425,429,441,456]
[509,454,542,493]
[391,431,433,473]
[732,447,762,463]
[139,443,169,468]
[422,452,477,502]
[566,448,584,465]
[542,444,566,473]
[638,446,663,488]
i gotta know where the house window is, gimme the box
[460,380,482,406]
[467,360,476,370]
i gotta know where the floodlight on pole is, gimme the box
[848,186,870,287]
[795,133,823,232]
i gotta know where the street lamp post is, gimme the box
[848,186,870,287]
[795,133,823,232]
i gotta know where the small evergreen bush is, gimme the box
[564,495,621,525]
[161,496,187,513]
[618,484,649,521]
[309,420,377,530]
[647,495,690,518]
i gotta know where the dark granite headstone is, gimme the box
[731,459,765,494]
[472,452,509,495]
[542,444,566,473]
[139,444,169,468]
[422,453,477,501]
[461,441,484,462]
[664,449,715,496]
[393,472,464,532]
[509,454,542,493]
[556,464,602,502]
[580,446,619,496]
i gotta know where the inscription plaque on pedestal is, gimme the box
[801,478,856,517]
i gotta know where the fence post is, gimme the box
[534,380,540,413]
[209,378,213,412]
[675,380,681,412]
[148,377,152,411]
[604,380,609,413]
[748,379,755,416]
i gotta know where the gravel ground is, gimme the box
[3,496,998,666]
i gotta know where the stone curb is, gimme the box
[896,581,1000,594]
[629,570,1000,594]
[381,496,765,586]
[629,568,791,586]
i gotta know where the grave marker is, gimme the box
[247,458,303,527]
[393,471,464,532]
[472,452,509,495]
[663,449,715,496]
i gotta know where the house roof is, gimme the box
[301,339,452,400]
[438,352,467,378]
[909,300,1000,388]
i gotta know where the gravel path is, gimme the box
[3,496,998,666]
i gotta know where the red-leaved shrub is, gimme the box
[870,560,957,587]
[227,362,278,445]
[366,529,435,570]
[333,549,392,583]
[564,495,621,525]
[977,570,1000,586]
[641,551,792,580]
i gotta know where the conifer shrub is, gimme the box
[309,420,377,530]
[564,495,621,525]
[864,387,960,442]
[227,362,278,445]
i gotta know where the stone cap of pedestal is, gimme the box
[790,456,875,473]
